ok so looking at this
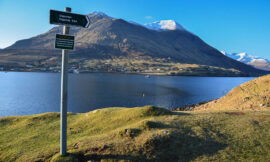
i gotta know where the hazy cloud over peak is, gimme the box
[145,16,153,19]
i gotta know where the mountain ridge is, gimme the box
[0,12,268,76]
[221,51,270,71]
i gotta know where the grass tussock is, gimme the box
[0,106,270,161]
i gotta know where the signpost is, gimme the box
[50,7,89,156]
[50,9,90,28]
[55,34,74,50]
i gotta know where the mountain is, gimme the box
[0,12,267,76]
[221,51,270,71]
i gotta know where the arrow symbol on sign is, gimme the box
[85,15,90,28]
[50,10,91,28]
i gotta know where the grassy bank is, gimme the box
[0,106,270,161]
[195,74,270,111]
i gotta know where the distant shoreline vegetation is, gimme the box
[0,59,260,77]
[0,69,256,77]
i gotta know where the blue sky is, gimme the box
[0,0,270,59]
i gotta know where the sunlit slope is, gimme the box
[0,12,267,76]
[0,106,270,161]
[195,74,270,111]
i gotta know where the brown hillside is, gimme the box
[194,74,270,111]
[0,12,268,76]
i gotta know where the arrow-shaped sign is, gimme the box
[50,9,90,28]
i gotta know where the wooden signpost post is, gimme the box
[50,7,90,156]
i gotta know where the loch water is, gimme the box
[0,72,254,117]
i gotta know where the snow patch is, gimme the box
[144,20,186,31]
[250,59,268,64]
[92,11,108,17]
[222,51,270,71]
[88,11,111,19]
[222,51,267,63]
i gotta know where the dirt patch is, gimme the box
[119,128,141,138]
[173,101,211,111]
[256,114,270,119]
[224,112,245,116]
[85,144,111,154]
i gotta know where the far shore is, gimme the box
[0,70,260,77]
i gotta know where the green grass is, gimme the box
[0,106,270,161]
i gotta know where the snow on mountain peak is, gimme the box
[220,51,226,55]
[92,11,108,16]
[223,52,260,63]
[222,51,270,71]
[144,20,185,31]
[88,11,111,19]
[251,59,268,64]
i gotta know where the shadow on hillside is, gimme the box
[83,154,148,162]
[142,130,227,161]
[139,119,228,161]
[81,135,227,162]
[172,111,192,116]
[81,120,228,161]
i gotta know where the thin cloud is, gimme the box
[145,16,153,19]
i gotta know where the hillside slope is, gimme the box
[0,12,267,76]
[195,75,270,111]
[0,106,270,161]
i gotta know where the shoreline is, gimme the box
[0,100,215,118]
[171,100,214,111]
[0,70,259,77]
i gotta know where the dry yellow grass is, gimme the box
[195,74,270,111]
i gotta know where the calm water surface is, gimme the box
[0,72,255,117]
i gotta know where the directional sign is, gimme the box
[50,9,90,28]
[55,34,74,50]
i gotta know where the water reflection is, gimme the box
[0,72,254,117]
